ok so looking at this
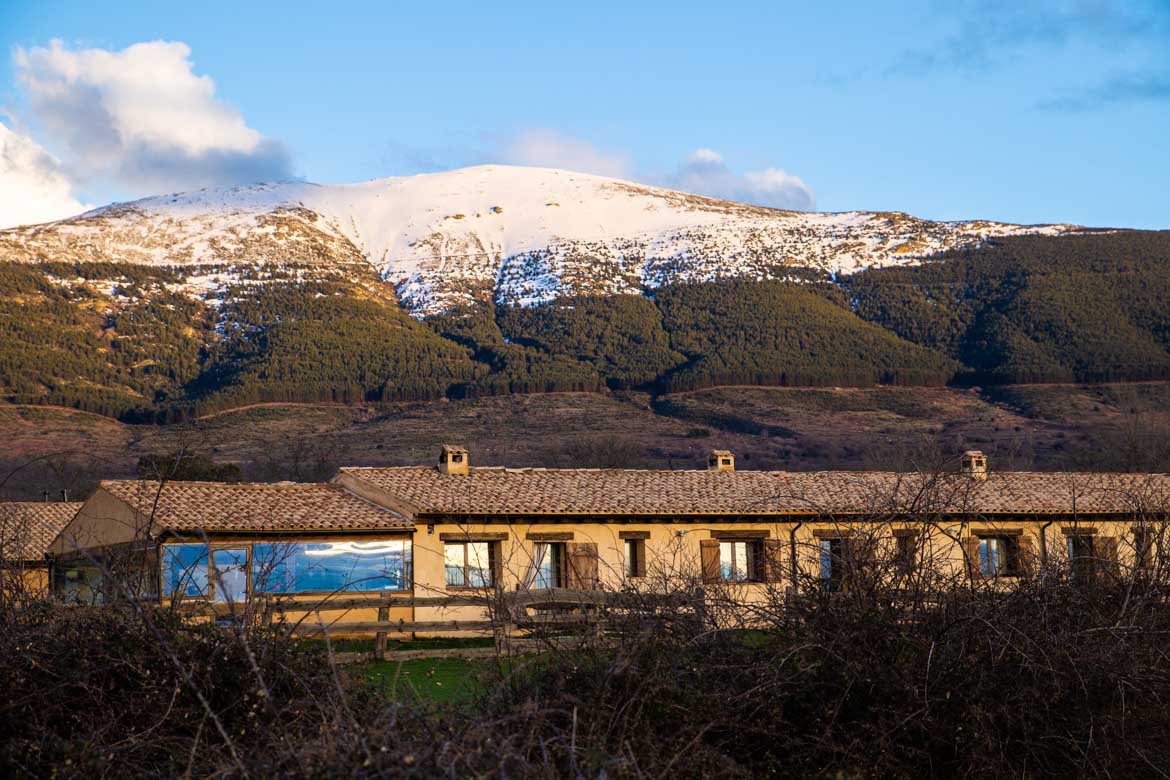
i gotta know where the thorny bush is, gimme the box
[5,579,1170,777]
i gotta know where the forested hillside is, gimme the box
[1,230,1168,421]
[845,231,1170,384]
[655,279,959,391]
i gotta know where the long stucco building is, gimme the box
[45,448,1170,632]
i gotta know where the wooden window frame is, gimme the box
[443,539,499,591]
[527,532,574,542]
[718,538,764,583]
[710,530,770,540]
[819,536,847,591]
[974,534,1021,578]
[439,532,508,542]
[209,544,251,604]
[894,532,918,575]
[530,541,567,589]
[1132,525,1155,572]
[163,536,415,601]
[625,537,647,578]
[1065,533,1097,580]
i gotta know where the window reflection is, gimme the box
[212,548,248,603]
[163,543,209,598]
[252,539,411,593]
[444,541,494,588]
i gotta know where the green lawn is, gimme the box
[358,657,494,703]
[298,636,496,654]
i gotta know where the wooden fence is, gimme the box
[171,588,700,657]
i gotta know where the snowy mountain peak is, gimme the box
[1,164,1085,316]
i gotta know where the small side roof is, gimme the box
[0,502,82,561]
[99,480,410,535]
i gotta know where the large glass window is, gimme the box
[444,541,495,588]
[251,539,411,594]
[163,543,209,598]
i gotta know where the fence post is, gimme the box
[375,605,389,660]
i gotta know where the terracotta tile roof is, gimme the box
[99,480,410,535]
[0,502,81,561]
[338,466,1170,518]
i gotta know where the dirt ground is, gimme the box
[3,382,1170,500]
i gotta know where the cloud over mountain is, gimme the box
[498,128,632,179]
[0,121,88,229]
[495,130,814,211]
[13,40,292,196]
[663,149,814,211]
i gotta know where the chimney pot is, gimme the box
[961,450,988,480]
[438,444,469,475]
[707,450,734,473]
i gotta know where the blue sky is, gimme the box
[1,0,1168,228]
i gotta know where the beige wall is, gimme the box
[1,565,50,597]
[49,508,1155,637]
[49,489,147,556]
[411,517,1153,630]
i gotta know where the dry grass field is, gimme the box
[3,382,1170,499]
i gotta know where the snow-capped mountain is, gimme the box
[0,164,1083,316]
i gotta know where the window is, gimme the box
[1067,535,1096,579]
[252,540,411,594]
[1134,527,1153,572]
[163,543,209,598]
[55,564,105,604]
[894,534,917,575]
[719,540,759,582]
[212,548,249,603]
[444,541,496,588]
[979,536,1017,577]
[625,538,646,578]
[820,538,845,591]
[530,542,565,589]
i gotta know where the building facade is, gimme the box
[46,448,1170,634]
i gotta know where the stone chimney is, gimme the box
[438,444,469,476]
[961,450,988,481]
[707,450,734,473]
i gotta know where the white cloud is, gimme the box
[13,40,291,196]
[663,148,815,211]
[0,121,89,229]
[492,131,814,210]
[498,128,632,179]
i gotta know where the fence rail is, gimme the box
[164,588,701,655]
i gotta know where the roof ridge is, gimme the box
[102,479,336,488]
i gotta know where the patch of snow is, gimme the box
[0,164,1095,317]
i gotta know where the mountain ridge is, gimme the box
[0,164,1088,316]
